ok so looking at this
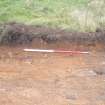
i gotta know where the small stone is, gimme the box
[102,62,105,65]
[93,68,105,75]
[43,54,48,58]
[8,52,13,58]
[24,58,33,64]
[65,94,77,100]
[76,70,97,77]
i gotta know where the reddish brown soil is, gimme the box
[0,45,104,105]
[0,23,105,105]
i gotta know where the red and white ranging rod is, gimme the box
[24,49,89,54]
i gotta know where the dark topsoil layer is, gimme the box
[0,22,105,49]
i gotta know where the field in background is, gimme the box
[0,0,105,32]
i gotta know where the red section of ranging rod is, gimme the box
[53,50,89,54]
[24,49,89,54]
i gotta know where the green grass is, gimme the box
[0,0,105,32]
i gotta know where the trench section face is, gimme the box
[0,23,105,51]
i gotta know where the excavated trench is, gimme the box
[0,23,105,105]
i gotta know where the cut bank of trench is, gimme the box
[0,22,105,50]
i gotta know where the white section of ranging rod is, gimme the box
[24,49,89,54]
[24,49,54,52]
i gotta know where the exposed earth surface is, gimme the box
[0,23,105,105]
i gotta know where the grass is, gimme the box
[0,0,105,32]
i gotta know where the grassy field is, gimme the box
[0,0,105,32]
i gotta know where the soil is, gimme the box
[0,23,105,105]
[0,22,105,48]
